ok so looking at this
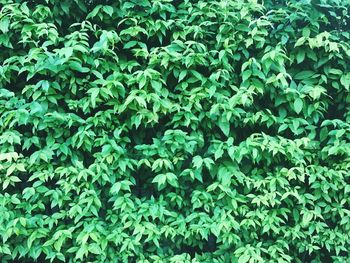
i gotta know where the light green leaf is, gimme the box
[294,98,303,114]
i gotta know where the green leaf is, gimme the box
[0,17,10,33]
[294,71,315,80]
[293,98,303,114]
[69,61,90,73]
[238,254,250,263]
[124,41,138,49]
[6,164,16,176]
[87,5,102,19]
[294,37,306,47]
[89,88,100,108]
[340,73,350,90]
[218,118,230,136]
[103,6,114,16]
[89,243,102,254]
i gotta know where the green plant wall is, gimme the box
[1,0,350,262]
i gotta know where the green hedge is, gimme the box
[1,0,350,262]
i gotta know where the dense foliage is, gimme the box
[1,0,350,262]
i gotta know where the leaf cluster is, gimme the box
[1,0,350,262]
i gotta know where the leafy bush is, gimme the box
[1,0,350,262]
